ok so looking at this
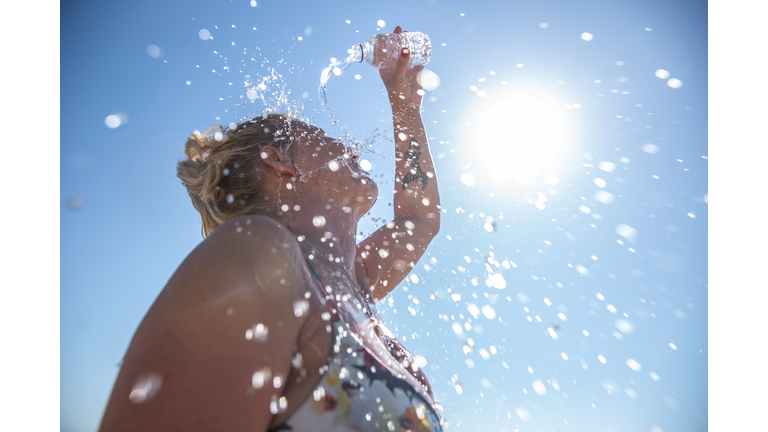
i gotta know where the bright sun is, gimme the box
[474,93,565,184]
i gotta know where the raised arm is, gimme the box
[357,26,441,302]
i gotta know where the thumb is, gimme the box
[393,47,410,81]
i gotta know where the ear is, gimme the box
[259,145,297,177]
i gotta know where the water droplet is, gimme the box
[312,215,326,227]
[669,342,678,350]
[655,69,670,79]
[312,386,326,401]
[377,19,386,27]
[104,114,122,129]
[642,143,660,154]
[547,327,559,339]
[252,368,270,389]
[581,32,594,41]
[481,305,496,319]
[378,248,389,258]
[561,352,569,360]
[328,160,340,172]
[575,265,588,275]
[452,323,463,335]
[650,371,661,381]
[667,78,683,88]
[615,319,634,334]
[539,22,549,28]
[602,378,619,394]
[418,69,441,91]
[146,45,161,58]
[455,384,463,394]
[359,159,372,171]
[598,161,616,172]
[484,216,496,232]
[598,354,607,364]
[579,205,591,214]
[128,373,162,404]
[65,195,84,211]
[250,323,268,341]
[460,173,476,186]
[293,299,309,317]
[595,190,615,204]
[488,273,507,289]
[616,224,638,240]
[515,406,532,421]
[606,304,617,313]
[626,358,642,371]
[273,376,282,388]
[594,178,607,188]
[199,29,211,40]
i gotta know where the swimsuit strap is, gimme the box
[304,256,323,282]
[304,257,341,322]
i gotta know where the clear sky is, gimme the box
[58,1,714,431]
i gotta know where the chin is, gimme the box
[363,180,379,209]
[353,178,378,214]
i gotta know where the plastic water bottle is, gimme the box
[351,31,431,69]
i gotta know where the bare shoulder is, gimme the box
[98,215,311,432]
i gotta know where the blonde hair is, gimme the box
[176,114,295,237]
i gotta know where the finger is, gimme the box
[393,47,410,81]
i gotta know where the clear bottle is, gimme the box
[319,31,431,126]
[351,31,432,69]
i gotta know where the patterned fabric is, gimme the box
[267,321,443,432]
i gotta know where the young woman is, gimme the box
[99,26,442,431]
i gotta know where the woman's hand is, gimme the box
[379,26,424,112]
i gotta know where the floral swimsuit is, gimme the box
[267,260,444,432]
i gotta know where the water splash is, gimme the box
[319,55,359,129]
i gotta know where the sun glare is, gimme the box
[474,93,565,184]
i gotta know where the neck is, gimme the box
[274,199,362,278]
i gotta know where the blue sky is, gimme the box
[55,0,722,431]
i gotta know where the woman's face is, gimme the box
[286,121,378,216]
